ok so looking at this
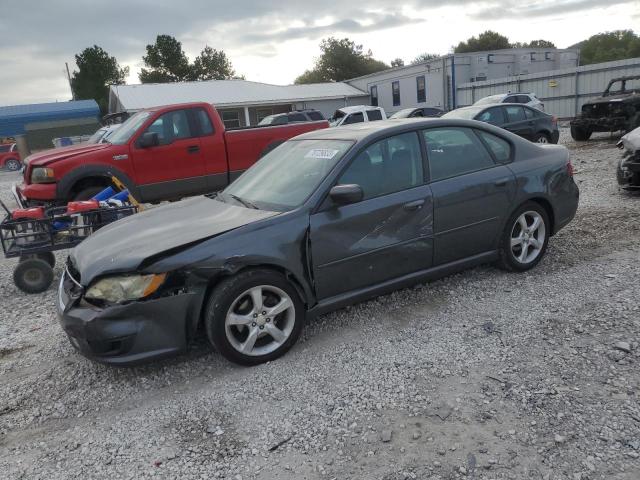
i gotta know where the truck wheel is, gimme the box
[14,258,54,293]
[4,158,21,171]
[73,186,106,201]
[21,252,56,268]
[570,126,592,141]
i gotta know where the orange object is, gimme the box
[67,200,99,214]
[12,207,45,220]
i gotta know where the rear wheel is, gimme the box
[205,269,304,365]
[534,132,551,144]
[13,258,54,293]
[570,126,592,141]
[498,202,550,272]
[4,158,21,171]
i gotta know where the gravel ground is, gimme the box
[0,129,639,480]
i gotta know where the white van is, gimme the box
[329,106,387,127]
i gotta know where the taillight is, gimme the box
[567,160,574,177]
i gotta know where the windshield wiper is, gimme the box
[228,193,259,209]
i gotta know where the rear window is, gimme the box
[307,111,324,121]
[288,113,306,122]
[517,95,531,104]
[366,110,383,121]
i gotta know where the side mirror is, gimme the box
[329,184,363,206]
[138,132,159,148]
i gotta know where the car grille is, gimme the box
[583,102,626,118]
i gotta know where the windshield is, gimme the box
[86,128,107,144]
[474,95,502,105]
[108,111,152,145]
[442,108,481,120]
[328,110,346,127]
[390,109,414,119]
[221,139,353,211]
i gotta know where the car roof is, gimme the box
[336,105,384,114]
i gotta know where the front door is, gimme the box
[310,131,434,300]
[422,127,517,265]
[131,108,207,202]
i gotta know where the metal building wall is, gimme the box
[456,57,640,118]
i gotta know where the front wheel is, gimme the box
[205,269,305,365]
[498,203,550,272]
[4,158,21,171]
[570,126,592,141]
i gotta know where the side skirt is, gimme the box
[306,250,499,319]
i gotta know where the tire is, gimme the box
[497,202,550,272]
[73,186,106,201]
[4,158,21,171]
[533,132,551,144]
[13,258,54,293]
[21,252,56,268]
[204,269,305,365]
[570,126,592,141]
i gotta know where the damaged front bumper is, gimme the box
[617,152,640,190]
[57,268,202,365]
[570,116,628,132]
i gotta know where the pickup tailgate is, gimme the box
[224,121,329,174]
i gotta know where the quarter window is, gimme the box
[423,127,495,181]
[143,109,192,145]
[366,110,383,121]
[416,76,426,103]
[370,86,378,106]
[338,132,423,200]
[477,131,512,164]
[505,105,526,122]
[392,81,401,106]
[524,107,535,120]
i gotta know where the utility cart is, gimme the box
[0,184,139,293]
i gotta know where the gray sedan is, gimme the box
[58,119,579,366]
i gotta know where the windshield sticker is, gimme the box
[305,149,340,160]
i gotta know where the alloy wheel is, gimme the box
[536,136,549,144]
[225,285,296,357]
[510,211,546,264]
[5,159,21,171]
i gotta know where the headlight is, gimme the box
[31,167,56,184]
[85,273,167,304]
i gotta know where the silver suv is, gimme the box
[474,93,544,112]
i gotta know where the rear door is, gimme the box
[192,107,230,192]
[423,127,516,265]
[310,131,434,300]
[131,108,207,202]
[503,105,534,140]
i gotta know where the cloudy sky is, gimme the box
[0,0,638,106]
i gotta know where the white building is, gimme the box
[109,80,369,128]
[346,48,580,114]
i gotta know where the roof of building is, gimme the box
[110,79,368,111]
[0,100,100,137]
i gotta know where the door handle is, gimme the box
[494,178,509,187]
[187,145,200,153]
[403,199,425,211]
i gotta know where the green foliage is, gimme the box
[391,58,405,68]
[71,45,128,114]
[575,30,640,65]
[295,37,389,84]
[139,35,237,83]
[411,53,440,64]
[454,31,511,53]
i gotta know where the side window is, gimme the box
[476,107,505,126]
[423,127,495,182]
[343,112,364,125]
[505,105,526,123]
[195,108,214,136]
[392,81,401,106]
[504,95,518,103]
[517,95,531,104]
[366,110,383,121]
[524,107,535,120]
[338,132,423,200]
[307,111,323,121]
[144,110,192,145]
[477,130,512,164]
[288,113,306,122]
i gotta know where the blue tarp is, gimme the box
[0,100,100,137]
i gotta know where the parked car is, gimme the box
[570,75,640,141]
[258,110,325,126]
[13,102,329,207]
[475,93,545,112]
[86,124,121,144]
[0,143,21,171]
[389,107,444,119]
[443,104,559,143]
[329,106,386,127]
[616,126,640,190]
[58,118,579,366]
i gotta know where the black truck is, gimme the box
[570,75,640,141]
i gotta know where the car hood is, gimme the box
[26,143,111,167]
[71,196,280,285]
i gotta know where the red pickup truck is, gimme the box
[14,103,329,206]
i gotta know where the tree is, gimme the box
[191,46,236,81]
[574,30,640,65]
[391,58,405,68]
[295,37,389,84]
[139,35,192,83]
[512,39,557,49]
[454,31,511,53]
[411,53,440,64]
[71,45,128,114]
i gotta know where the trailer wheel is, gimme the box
[14,258,54,294]
[21,252,56,268]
